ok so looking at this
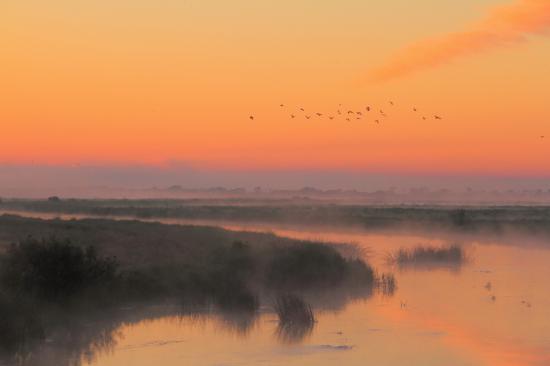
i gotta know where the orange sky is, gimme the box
[1,0,549,175]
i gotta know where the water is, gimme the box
[2,210,550,366]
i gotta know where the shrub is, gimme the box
[265,244,347,289]
[0,237,119,301]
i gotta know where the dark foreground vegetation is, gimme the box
[0,215,390,365]
[387,245,466,269]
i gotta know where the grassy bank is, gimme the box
[2,199,550,236]
[0,215,387,364]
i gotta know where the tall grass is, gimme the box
[0,237,119,301]
[274,294,315,326]
[273,294,315,344]
[387,245,466,269]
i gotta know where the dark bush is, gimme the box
[178,242,258,312]
[265,244,347,289]
[0,237,119,301]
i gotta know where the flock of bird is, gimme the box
[249,101,443,124]
[249,103,546,140]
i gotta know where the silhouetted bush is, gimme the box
[265,244,349,289]
[0,237,119,301]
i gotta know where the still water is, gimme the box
[3,211,550,366]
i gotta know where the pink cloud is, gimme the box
[369,0,550,82]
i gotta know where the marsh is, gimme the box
[1,203,549,366]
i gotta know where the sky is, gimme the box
[1,0,549,191]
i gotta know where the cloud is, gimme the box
[369,0,550,82]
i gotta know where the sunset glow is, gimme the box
[1,0,549,175]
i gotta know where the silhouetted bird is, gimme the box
[366,106,371,112]
[375,119,380,124]
[347,110,354,114]
[413,108,417,112]
[389,101,394,106]
[337,110,342,115]
[280,104,284,107]
[434,115,443,120]
[422,116,427,120]
[346,118,351,122]
[357,111,363,116]
[329,116,335,120]
[290,114,295,119]
[300,107,305,111]
[305,115,311,119]
[249,115,254,120]
[316,113,323,117]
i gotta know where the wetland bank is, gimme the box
[0,200,549,366]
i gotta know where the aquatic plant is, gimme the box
[377,273,397,296]
[274,293,314,325]
[387,244,466,269]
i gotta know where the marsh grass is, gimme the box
[274,294,315,326]
[0,216,390,361]
[387,245,466,269]
[273,294,315,343]
[377,273,397,296]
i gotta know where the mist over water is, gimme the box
[3,211,549,366]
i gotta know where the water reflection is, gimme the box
[1,281,384,366]
[275,320,315,345]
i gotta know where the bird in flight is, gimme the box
[300,107,305,111]
[347,110,355,114]
[357,111,363,116]
[366,106,371,112]
[346,118,351,122]
[290,114,295,119]
[305,115,311,119]
[413,108,417,112]
[389,101,394,106]
[280,104,284,107]
[434,115,443,120]
[422,116,427,120]
[329,116,335,120]
[375,119,380,124]
[249,115,254,120]
[316,112,323,117]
